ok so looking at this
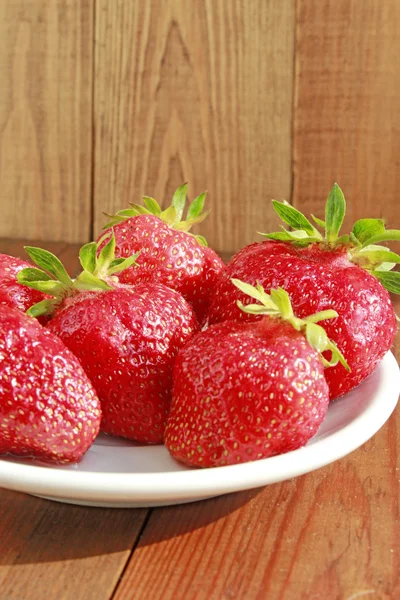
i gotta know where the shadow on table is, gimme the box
[139,486,265,547]
[0,486,263,564]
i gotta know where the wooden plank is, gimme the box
[58,243,83,277]
[113,408,400,600]
[0,490,148,600]
[94,0,295,253]
[0,238,82,277]
[0,0,93,243]
[0,238,150,600]
[293,0,400,231]
[0,238,69,261]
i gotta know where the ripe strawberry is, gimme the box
[0,253,48,316]
[208,184,398,399]
[0,306,101,463]
[165,283,348,468]
[18,234,199,443]
[98,184,224,325]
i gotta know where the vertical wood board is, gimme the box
[94,0,295,253]
[0,0,93,243]
[293,0,400,232]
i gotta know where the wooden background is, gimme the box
[0,0,399,254]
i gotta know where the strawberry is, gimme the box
[165,282,348,468]
[0,253,48,317]
[98,184,224,325]
[18,234,199,443]
[208,184,398,399]
[0,306,101,463]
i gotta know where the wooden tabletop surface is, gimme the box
[0,239,399,600]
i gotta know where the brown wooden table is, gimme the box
[0,239,399,600]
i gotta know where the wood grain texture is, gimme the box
[94,0,295,253]
[0,238,82,278]
[293,0,400,231]
[0,0,93,244]
[0,489,148,600]
[0,238,150,600]
[113,411,399,600]
[58,243,84,277]
[0,239,69,262]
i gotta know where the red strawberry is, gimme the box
[208,185,398,399]
[0,306,101,463]
[165,283,347,468]
[98,184,224,325]
[18,235,199,443]
[0,253,48,317]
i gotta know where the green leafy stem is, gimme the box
[103,183,210,247]
[258,183,400,294]
[17,231,139,318]
[232,279,350,371]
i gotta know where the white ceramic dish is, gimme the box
[0,352,398,508]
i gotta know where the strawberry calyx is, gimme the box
[232,279,350,371]
[79,231,140,281]
[102,183,210,247]
[17,232,139,318]
[259,183,400,294]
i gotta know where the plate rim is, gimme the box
[0,352,399,503]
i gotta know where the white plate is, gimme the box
[0,352,399,508]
